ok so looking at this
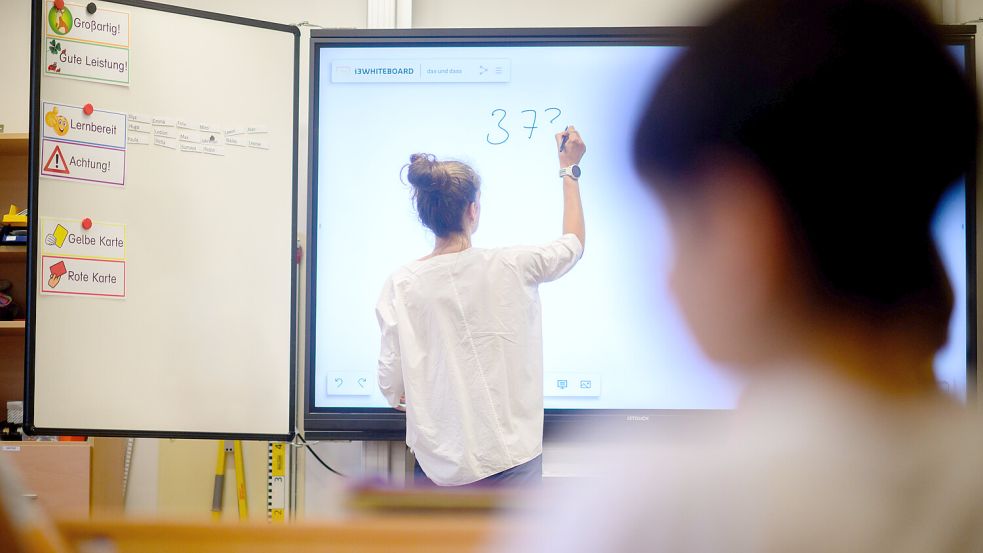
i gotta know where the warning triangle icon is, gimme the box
[43,145,70,175]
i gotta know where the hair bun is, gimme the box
[407,153,441,191]
[402,154,481,238]
[409,153,434,165]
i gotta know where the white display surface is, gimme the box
[311,44,734,411]
[312,43,970,411]
[30,2,296,437]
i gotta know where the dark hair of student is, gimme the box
[634,0,978,347]
[405,153,481,238]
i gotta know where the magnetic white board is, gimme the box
[27,0,297,439]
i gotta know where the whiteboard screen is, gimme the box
[310,43,741,411]
[305,31,973,435]
[28,1,297,439]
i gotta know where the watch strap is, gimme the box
[559,165,580,180]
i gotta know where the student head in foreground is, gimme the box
[503,0,983,551]
[635,0,975,389]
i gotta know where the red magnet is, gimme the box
[54,0,65,10]
[81,217,92,230]
[83,103,94,115]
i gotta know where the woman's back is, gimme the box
[377,137,586,487]
[378,236,583,486]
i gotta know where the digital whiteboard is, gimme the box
[304,28,975,439]
[26,0,298,439]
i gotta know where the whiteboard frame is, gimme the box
[24,0,300,441]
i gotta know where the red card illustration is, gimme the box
[47,260,67,289]
[50,261,67,277]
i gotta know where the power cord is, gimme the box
[293,432,347,477]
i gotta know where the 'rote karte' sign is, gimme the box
[40,217,126,299]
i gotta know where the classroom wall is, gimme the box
[0,0,31,133]
[411,0,731,28]
[411,0,944,27]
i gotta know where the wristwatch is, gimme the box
[559,164,581,180]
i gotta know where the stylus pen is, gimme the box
[560,126,570,152]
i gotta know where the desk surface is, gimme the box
[57,514,526,553]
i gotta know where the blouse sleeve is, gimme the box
[508,233,585,285]
[375,277,405,408]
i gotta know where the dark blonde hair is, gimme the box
[406,153,480,238]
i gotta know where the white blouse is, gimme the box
[376,234,584,486]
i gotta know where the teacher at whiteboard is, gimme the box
[375,127,587,487]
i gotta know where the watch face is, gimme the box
[571,165,582,178]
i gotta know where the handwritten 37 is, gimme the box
[486,108,563,145]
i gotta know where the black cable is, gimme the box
[296,433,347,477]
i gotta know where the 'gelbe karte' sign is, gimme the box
[39,216,126,299]
[41,101,126,186]
[40,217,125,260]
[44,2,130,86]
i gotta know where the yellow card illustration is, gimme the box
[48,224,69,248]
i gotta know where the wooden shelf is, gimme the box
[0,321,25,336]
[0,132,27,424]
[0,133,28,155]
[0,246,27,261]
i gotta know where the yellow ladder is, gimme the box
[211,440,248,521]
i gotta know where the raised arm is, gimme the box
[556,125,586,248]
